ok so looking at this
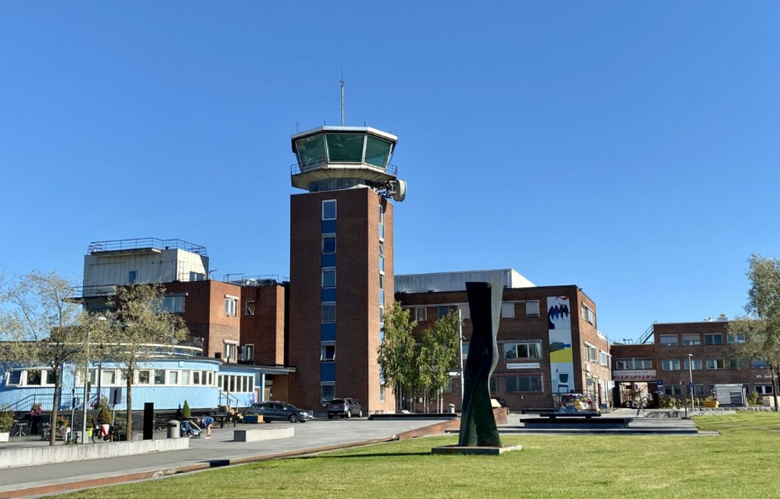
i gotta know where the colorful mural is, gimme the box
[548,296,574,394]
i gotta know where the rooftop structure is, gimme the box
[395,269,535,294]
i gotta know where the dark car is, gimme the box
[327,398,362,419]
[245,401,314,423]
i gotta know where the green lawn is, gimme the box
[57,413,780,499]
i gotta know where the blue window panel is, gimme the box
[321,323,336,341]
[379,257,384,273]
[379,223,384,240]
[321,253,336,268]
[322,220,337,234]
[321,362,336,382]
[321,288,336,302]
[379,289,385,304]
[379,331,385,343]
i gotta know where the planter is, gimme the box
[86,428,93,438]
[703,401,720,408]
[0,432,9,443]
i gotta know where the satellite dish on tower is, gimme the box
[392,179,407,202]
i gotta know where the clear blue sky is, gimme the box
[1,2,778,341]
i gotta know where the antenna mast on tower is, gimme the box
[340,64,345,126]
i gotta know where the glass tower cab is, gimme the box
[290,126,399,193]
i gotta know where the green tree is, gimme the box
[420,311,461,412]
[108,283,189,440]
[182,400,191,419]
[0,271,87,445]
[377,303,418,411]
[730,254,780,411]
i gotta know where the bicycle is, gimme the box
[92,423,119,443]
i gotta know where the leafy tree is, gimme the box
[0,271,86,445]
[730,255,780,411]
[377,303,418,411]
[108,283,188,440]
[420,311,461,412]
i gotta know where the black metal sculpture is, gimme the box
[458,279,502,447]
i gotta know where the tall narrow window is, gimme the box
[128,270,137,284]
[321,343,336,361]
[225,297,237,316]
[379,242,384,273]
[378,204,384,239]
[322,236,336,254]
[322,269,336,288]
[322,304,336,323]
[526,300,540,318]
[245,300,255,316]
[322,200,337,220]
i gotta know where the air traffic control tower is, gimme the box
[288,126,406,414]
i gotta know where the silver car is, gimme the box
[327,398,362,419]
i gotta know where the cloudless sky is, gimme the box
[1,2,778,341]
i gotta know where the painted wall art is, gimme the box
[548,296,574,394]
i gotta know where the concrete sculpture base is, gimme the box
[431,444,523,456]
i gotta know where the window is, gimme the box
[416,307,427,321]
[585,344,598,363]
[526,300,540,318]
[462,344,469,360]
[322,304,336,323]
[244,301,255,316]
[167,371,179,385]
[728,358,749,370]
[683,358,702,370]
[26,370,43,386]
[704,333,723,345]
[380,384,386,402]
[101,370,117,385]
[501,303,515,319]
[379,242,384,273]
[755,384,773,395]
[682,334,701,346]
[662,359,681,371]
[706,359,725,370]
[154,370,165,385]
[665,386,683,396]
[752,359,770,369]
[322,200,337,220]
[190,271,205,281]
[660,335,679,347]
[321,384,335,403]
[489,377,497,392]
[581,304,595,325]
[616,358,653,370]
[225,297,237,316]
[163,296,185,314]
[378,205,384,239]
[7,371,22,386]
[322,236,336,254]
[379,274,384,290]
[321,343,336,361]
[208,372,214,386]
[505,375,543,392]
[728,333,746,344]
[503,341,542,360]
[193,371,200,385]
[322,269,336,288]
[223,343,237,362]
[128,270,137,284]
[437,306,449,319]
[693,384,705,396]
[600,351,610,367]
[459,304,470,320]
[242,344,254,362]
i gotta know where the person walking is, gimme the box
[199,415,215,439]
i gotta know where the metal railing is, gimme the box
[638,323,656,344]
[88,238,208,256]
[225,274,289,286]
[291,161,398,177]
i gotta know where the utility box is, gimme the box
[713,384,745,406]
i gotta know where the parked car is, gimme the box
[327,398,362,419]
[245,402,314,423]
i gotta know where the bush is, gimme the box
[97,404,112,425]
[0,407,14,433]
[183,400,191,420]
[87,414,95,429]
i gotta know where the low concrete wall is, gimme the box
[234,427,294,442]
[0,438,189,469]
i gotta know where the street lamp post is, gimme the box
[687,353,695,411]
[458,309,464,411]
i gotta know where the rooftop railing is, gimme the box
[87,238,207,256]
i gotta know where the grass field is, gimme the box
[56,413,780,499]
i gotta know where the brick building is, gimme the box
[610,317,773,405]
[395,270,613,412]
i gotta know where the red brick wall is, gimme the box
[240,283,287,366]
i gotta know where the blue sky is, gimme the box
[1,2,778,341]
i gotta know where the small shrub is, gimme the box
[183,400,191,419]
[55,415,69,428]
[0,407,14,432]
